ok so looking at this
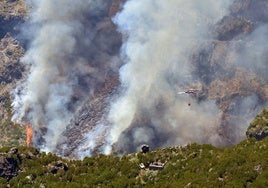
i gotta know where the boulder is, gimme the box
[0,148,20,180]
[246,108,268,140]
[47,161,68,174]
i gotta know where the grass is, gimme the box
[0,137,267,187]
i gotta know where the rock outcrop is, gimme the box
[0,147,20,180]
[193,0,268,145]
[246,108,268,140]
[47,161,68,174]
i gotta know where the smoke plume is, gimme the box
[223,23,268,142]
[233,24,268,82]
[12,0,121,152]
[103,0,234,153]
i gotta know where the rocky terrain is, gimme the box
[57,0,125,157]
[247,108,268,140]
[193,0,268,145]
[0,0,26,147]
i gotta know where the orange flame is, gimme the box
[26,124,33,147]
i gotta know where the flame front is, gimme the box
[26,124,33,147]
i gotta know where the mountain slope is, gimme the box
[0,136,268,187]
[1,109,266,187]
[0,1,26,147]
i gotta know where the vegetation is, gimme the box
[0,120,25,147]
[0,95,26,147]
[0,106,267,188]
[0,0,26,148]
[0,136,267,187]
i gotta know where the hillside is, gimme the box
[0,137,268,187]
[0,0,26,147]
[57,0,268,156]
[1,108,268,187]
[247,108,268,140]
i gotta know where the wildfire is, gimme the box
[26,124,33,147]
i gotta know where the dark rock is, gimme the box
[0,15,24,39]
[246,108,268,140]
[48,161,68,174]
[215,16,253,41]
[8,147,18,155]
[141,145,150,154]
[230,0,268,23]
[0,153,19,180]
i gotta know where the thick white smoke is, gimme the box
[224,23,268,142]
[233,24,268,82]
[11,0,114,152]
[102,0,234,153]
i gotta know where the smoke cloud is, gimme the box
[223,23,268,142]
[234,24,268,82]
[12,0,121,152]
[103,0,234,153]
